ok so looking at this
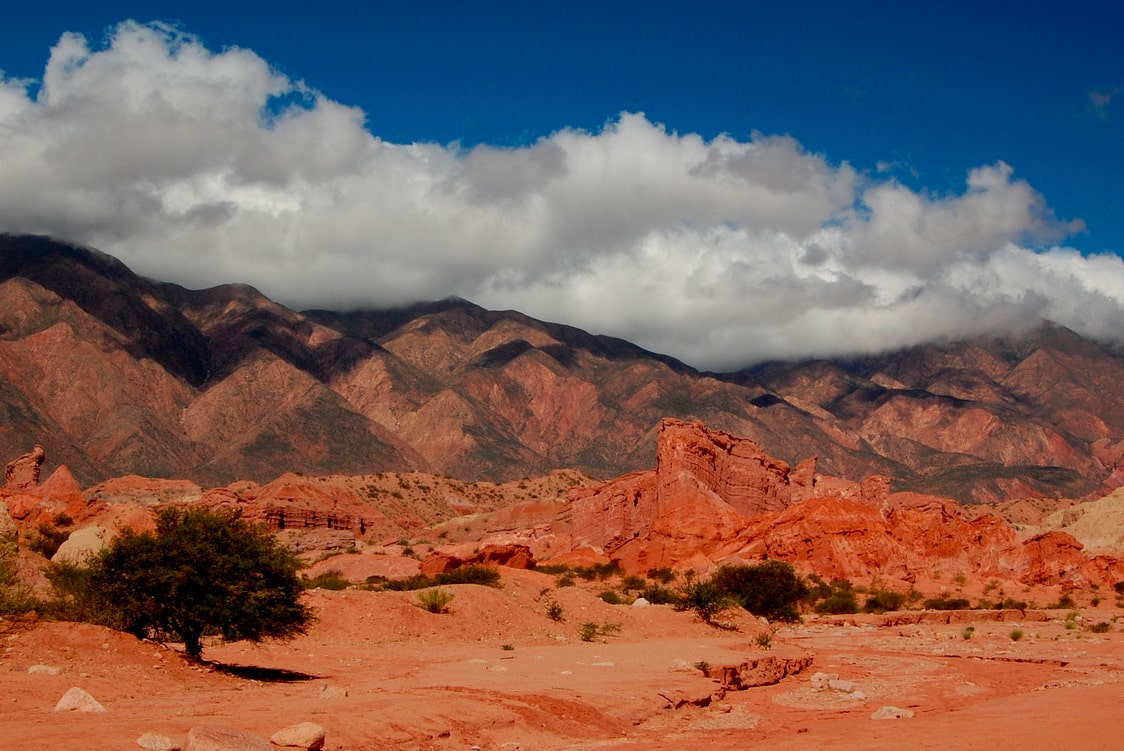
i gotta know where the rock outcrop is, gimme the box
[566,419,1124,587]
[4,445,45,491]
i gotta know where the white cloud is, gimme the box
[0,21,1120,370]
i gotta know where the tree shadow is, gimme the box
[207,662,323,682]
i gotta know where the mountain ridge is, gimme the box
[1,233,1121,503]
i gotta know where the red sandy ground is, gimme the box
[2,570,1123,750]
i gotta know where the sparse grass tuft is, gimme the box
[417,588,454,614]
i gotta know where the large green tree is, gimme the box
[69,506,311,659]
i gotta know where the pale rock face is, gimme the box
[54,686,106,713]
[51,525,114,565]
[184,725,271,751]
[269,722,326,750]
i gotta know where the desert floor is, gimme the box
[3,570,1123,750]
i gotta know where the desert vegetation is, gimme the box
[45,507,311,660]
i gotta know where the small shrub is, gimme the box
[501,643,514,651]
[1088,621,1113,634]
[556,575,576,588]
[693,660,710,673]
[864,589,906,613]
[300,570,350,590]
[621,575,647,591]
[1115,581,1124,596]
[641,584,681,605]
[579,621,620,642]
[962,626,975,640]
[573,561,621,581]
[437,564,501,587]
[1050,594,1077,609]
[676,580,738,625]
[998,597,1028,610]
[546,601,564,622]
[535,564,572,575]
[816,592,859,615]
[381,574,434,591]
[923,596,972,611]
[1010,628,1025,641]
[417,588,454,614]
[598,590,626,605]
[28,522,70,559]
[0,550,36,616]
[754,631,773,649]
[646,567,676,584]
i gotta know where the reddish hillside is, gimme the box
[3,233,1124,503]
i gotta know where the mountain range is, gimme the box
[2,233,1122,504]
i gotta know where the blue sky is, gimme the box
[0,2,1122,367]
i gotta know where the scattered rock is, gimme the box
[715,654,814,689]
[184,725,271,751]
[828,678,859,694]
[871,706,915,720]
[318,684,347,699]
[28,664,63,675]
[270,721,325,750]
[137,731,181,750]
[809,671,838,690]
[54,686,106,713]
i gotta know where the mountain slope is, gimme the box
[1,233,1121,502]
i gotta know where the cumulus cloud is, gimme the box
[0,21,1121,370]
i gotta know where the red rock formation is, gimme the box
[419,544,537,576]
[4,445,45,491]
[566,419,1124,588]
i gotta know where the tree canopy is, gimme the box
[56,506,311,659]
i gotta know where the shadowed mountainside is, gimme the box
[2,233,1122,503]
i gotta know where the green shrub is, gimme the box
[300,570,350,590]
[923,596,972,611]
[676,580,738,624]
[712,561,807,622]
[579,621,620,642]
[864,589,906,613]
[1050,594,1077,609]
[1088,621,1113,633]
[556,575,576,588]
[546,601,564,622]
[534,564,572,575]
[621,575,647,591]
[646,567,676,584]
[437,564,501,587]
[641,584,681,605]
[380,574,434,591]
[754,631,773,649]
[1010,628,1024,641]
[998,597,1028,610]
[573,561,621,581]
[815,591,860,615]
[47,507,310,660]
[417,587,454,614]
[0,549,36,616]
[962,626,975,640]
[598,590,626,605]
[28,522,70,559]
